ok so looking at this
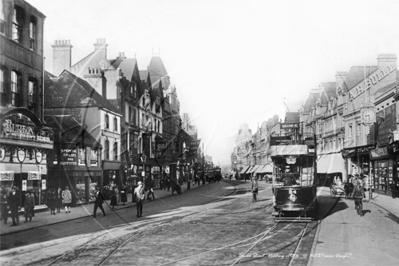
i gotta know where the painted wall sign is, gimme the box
[60,149,77,165]
[348,64,396,101]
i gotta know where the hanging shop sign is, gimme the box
[348,64,396,101]
[370,146,389,159]
[0,171,14,181]
[60,149,78,165]
[28,171,41,180]
[281,123,299,129]
[0,147,5,162]
[35,150,43,164]
[17,148,26,163]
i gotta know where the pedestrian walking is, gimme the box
[24,190,35,222]
[93,186,106,218]
[48,188,57,215]
[251,175,259,202]
[353,180,365,216]
[8,187,20,226]
[110,185,118,209]
[0,189,8,225]
[62,186,72,213]
[146,175,155,201]
[120,185,127,205]
[134,181,145,217]
[56,187,62,213]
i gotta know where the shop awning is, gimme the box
[239,166,250,174]
[317,153,345,174]
[248,165,260,174]
[257,164,273,173]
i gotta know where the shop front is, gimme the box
[45,115,102,205]
[0,108,53,206]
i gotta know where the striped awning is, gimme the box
[239,165,250,174]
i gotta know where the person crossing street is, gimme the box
[134,181,145,217]
[93,186,106,218]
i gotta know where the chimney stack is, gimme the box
[94,38,108,60]
[52,40,73,76]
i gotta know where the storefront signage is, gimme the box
[22,180,27,191]
[370,146,389,159]
[17,148,26,163]
[2,116,53,144]
[42,179,46,190]
[60,149,78,165]
[28,171,41,180]
[281,123,299,129]
[348,64,396,101]
[0,171,14,181]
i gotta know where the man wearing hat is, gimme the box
[93,186,106,218]
[134,181,145,217]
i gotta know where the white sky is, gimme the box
[26,0,399,166]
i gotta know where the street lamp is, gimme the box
[139,153,147,181]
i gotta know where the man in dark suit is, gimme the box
[8,187,20,226]
[93,186,106,218]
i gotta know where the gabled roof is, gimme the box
[49,70,120,114]
[148,56,168,77]
[44,115,102,148]
[319,82,336,103]
[303,91,319,113]
[343,66,378,92]
[112,58,138,81]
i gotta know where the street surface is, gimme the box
[0,180,398,266]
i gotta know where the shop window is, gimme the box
[78,148,86,165]
[12,6,23,43]
[113,142,118,161]
[28,78,37,112]
[29,17,37,50]
[105,140,109,160]
[11,71,21,106]
[105,114,109,129]
[90,149,98,166]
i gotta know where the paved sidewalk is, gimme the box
[0,183,199,236]
[319,186,399,218]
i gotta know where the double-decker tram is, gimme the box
[270,122,318,222]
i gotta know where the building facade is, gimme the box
[0,0,52,206]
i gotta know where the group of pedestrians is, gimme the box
[47,186,72,215]
[0,187,38,226]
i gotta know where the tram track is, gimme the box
[37,181,244,266]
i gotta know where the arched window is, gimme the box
[105,140,109,160]
[11,71,21,106]
[114,117,118,131]
[105,114,109,129]
[113,142,118,161]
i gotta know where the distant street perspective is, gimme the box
[2,1,399,265]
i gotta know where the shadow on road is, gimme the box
[317,195,349,220]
